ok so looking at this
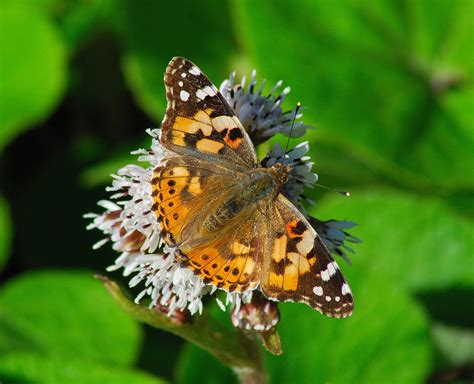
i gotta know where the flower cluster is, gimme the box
[86,70,359,329]
[219,71,309,145]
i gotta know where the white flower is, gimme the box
[310,218,361,264]
[231,292,280,332]
[85,129,254,315]
[262,141,317,216]
[86,70,359,320]
[220,71,311,145]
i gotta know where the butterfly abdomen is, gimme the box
[202,199,243,232]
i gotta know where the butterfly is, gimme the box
[152,57,353,318]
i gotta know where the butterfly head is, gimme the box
[271,162,293,186]
[240,163,292,203]
[241,170,277,203]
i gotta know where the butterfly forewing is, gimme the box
[161,57,257,169]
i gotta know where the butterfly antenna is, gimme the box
[283,103,350,197]
[283,102,301,165]
[313,183,350,196]
[292,176,350,196]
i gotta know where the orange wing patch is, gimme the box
[183,242,258,292]
[152,166,192,242]
[262,195,354,318]
[152,163,217,244]
[224,127,244,150]
[286,219,306,238]
[174,115,212,136]
[176,215,264,292]
[195,138,224,154]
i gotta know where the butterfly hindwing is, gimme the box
[180,212,264,292]
[261,195,354,318]
[161,57,257,169]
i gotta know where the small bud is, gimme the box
[231,293,280,332]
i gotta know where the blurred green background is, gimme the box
[0,1,473,383]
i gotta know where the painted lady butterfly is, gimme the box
[152,57,353,318]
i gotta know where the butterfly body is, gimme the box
[153,57,354,318]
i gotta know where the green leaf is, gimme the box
[314,189,474,291]
[53,0,120,53]
[0,270,142,366]
[116,0,238,122]
[0,4,67,151]
[176,273,432,383]
[0,352,166,384]
[235,0,473,191]
[0,196,12,272]
[265,274,431,383]
[0,0,120,53]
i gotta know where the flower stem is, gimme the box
[97,275,267,383]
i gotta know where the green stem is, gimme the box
[96,275,267,383]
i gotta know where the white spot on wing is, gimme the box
[325,296,332,302]
[189,66,200,75]
[321,269,330,281]
[181,72,186,78]
[178,81,183,87]
[342,283,352,296]
[328,262,337,276]
[203,85,216,96]
[313,286,323,296]
[180,90,190,101]
[196,89,207,100]
[335,296,341,302]
[196,86,217,101]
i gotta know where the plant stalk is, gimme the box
[97,275,267,383]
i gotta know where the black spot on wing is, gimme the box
[228,127,244,141]
[292,221,306,235]
[183,132,199,147]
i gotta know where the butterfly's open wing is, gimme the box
[152,155,239,245]
[178,211,266,292]
[261,194,354,318]
[161,57,257,170]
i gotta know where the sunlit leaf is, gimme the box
[176,272,432,383]
[314,189,474,290]
[265,274,431,383]
[0,4,66,151]
[116,0,238,122]
[0,270,142,366]
[0,352,166,384]
[235,0,474,191]
[176,343,236,384]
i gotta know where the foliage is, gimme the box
[0,0,472,383]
